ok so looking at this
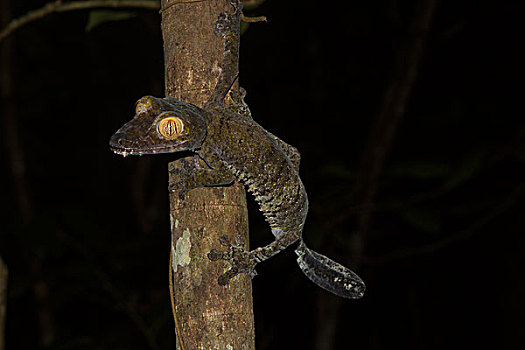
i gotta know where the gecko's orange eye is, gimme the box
[158,116,184,139]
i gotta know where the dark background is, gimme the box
[1,0,524,349]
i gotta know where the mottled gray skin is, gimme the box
[110,90,307,278]
[110,0,365,298]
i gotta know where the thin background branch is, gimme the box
[0,258,6,350]
[360,181,525,265]
[352,0,438,242]
[0,0,160,43]
[314,1,438,349]
[1,0,33,222]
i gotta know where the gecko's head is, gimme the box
[109,96,207,156]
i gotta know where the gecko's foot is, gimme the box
[214,13,235,38]
[213,0,240,38]
[208,235,258,285]
[168,158,195,200]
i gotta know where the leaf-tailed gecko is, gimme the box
[109,0,365,299]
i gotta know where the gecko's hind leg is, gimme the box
[208,235,258,285]
[208,231,299,285]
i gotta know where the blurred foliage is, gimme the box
[85,10,137,32]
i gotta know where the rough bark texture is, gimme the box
[160,1,255,349]
[0,257,7,350]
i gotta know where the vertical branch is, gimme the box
[2,2,56,346]
[353,0,437,242]
[160,1,255,349]
[314,2,437,349]
[1,0,33,223]
[0,5,14,347]
[0,258,6,350]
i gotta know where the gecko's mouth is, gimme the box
[109,144,147,157]
[109,133,189,157]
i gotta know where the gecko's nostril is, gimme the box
[109,134,124,148]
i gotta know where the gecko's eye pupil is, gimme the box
[158,116,184,139]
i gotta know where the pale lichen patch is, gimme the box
[171,245,177,272]
[212,59,222,75]
[186,69,194,86]
[173,228,191,272]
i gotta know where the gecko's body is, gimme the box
[110,0,365,298]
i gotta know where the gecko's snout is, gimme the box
[109,133,130,156]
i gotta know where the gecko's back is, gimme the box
[203,109,308,244]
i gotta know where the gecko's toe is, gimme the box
[218,235,231,247]
[208,249,227,261]
[217,267,240,285]
[168,184,187,200]
[216,264,257,285]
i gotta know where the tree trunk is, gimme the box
[0,257,7,350]
[160,1,255,349]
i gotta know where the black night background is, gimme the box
[1,0,524,349]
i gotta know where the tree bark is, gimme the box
[160,1,255,349]
[0,257,7,350]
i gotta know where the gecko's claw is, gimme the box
[168,183,187,200]
[208,235,258,285]
[218,235,231,247]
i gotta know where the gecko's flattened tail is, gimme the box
[295,241,365,299]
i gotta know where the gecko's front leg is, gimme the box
[169,155,235,200]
